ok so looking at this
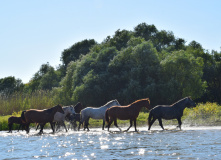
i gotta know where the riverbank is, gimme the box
[1,104,221,131]
[1,102,221,131]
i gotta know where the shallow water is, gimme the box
[1,126,221,159]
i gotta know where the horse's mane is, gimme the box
[46,104,62,113]
[74,102,82,108]
[171,97,189,107]
[104,99,118,107]
[130,98,150,107]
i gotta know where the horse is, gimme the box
[105,98,151,132]
[148,97,196,130]
[65,113,81,130]
[64,102,84,130]
[21,104,64,134]
[53,105,76,132]
[74,102,85,113]
[8,116,26,133]
[78,99,121,131]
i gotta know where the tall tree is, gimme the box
[61,39,96,67]
[160,50,206,103]
[134,23,158,41]
[0,76,23,95]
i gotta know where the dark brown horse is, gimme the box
[8,116,26,133]
[21,104,64,134]
[148,97,196,130]
[105,98,151,132]
[74,102,85,113]
[65,113,81,130]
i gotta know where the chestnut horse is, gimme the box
[8,116,26,133]
[148,97,196,130]
[105,98,151,132]
[21,104,64,134]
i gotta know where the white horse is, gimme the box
[78,99,121,131]
[53,106,76,132]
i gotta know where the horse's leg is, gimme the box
[125,120,133,132]
[39,123,45,134]
[56,122,60,131]
[102,119,105,130]
[26,123,30,134]
[62,121,68,132]
[177,117,182,130]
[78,121,82,131]
[158,118,164,130]
[148,118,156,130]
[73,121,77,131]
[114,119,122,132]
[78,115,85,131]
[86,117,90,131]
[134,120,138,132]
[8,123,12,133]
[107,119,113,131]
[85,118,90,131]
[36,124,40,131]
[50,122,55,133]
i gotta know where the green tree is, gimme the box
[201,51,221,103]
[160,50,206,103]
[108,41,161,105]
[61,39,96,67]
[0,76,24,95]
[105,29,132,50]
[26,62,57,92]
[134,23,158,41]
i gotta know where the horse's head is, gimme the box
[70,106,76,114]
[186,97,196,108]
[112,99,121,106]
[144,98,151,110]
[74,102,84,113]
[56,104,65,114]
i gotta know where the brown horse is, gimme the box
[74,102,85,113]
[105,98,151,132]
[21,104,64,134]
[8,116,26,133]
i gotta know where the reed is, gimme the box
[0,90,55,116]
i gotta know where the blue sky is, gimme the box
[1,0,220,83]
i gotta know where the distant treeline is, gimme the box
[0,22,221,115]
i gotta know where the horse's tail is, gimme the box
[148,111,153,127]
[21,110,26,123]
[105,109,109,123]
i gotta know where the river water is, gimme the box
[1,126,221,159]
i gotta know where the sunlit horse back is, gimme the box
[148,97,196,130]
[105,98,151,132]
[78,99,121,131]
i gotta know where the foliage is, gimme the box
[0,76,24,95]
[61,39,96,67]
[160,50,206,103]
[0,90,55,116]
[183,102,221,125]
